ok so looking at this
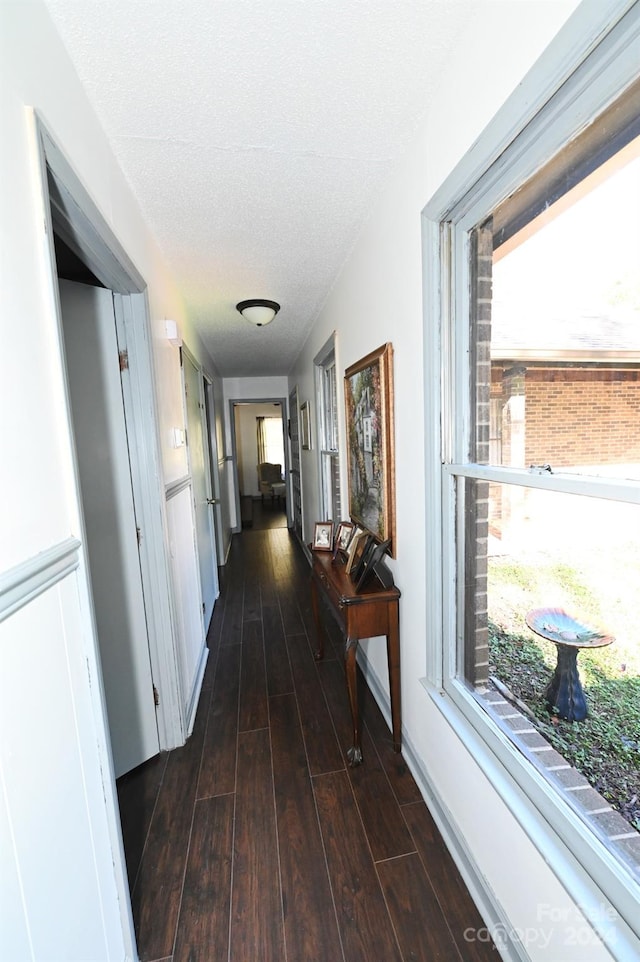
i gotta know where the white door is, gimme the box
[203,377,225,563]
[59,280,159,777]
[183,350,219,626]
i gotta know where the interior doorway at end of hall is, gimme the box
[233,400,288,531]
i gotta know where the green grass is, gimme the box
[488,555,640,831]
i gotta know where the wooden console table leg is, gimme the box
[344,636,363,766]
[387,608,401,753]
[310,576,324,661]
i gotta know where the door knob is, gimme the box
[206,498,219,505]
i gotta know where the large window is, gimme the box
[425,4,640,955]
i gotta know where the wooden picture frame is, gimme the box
[344,343,396,557]
[345,528,365,574]
[312,521,333,551]
[351,534,375,584]
[300,400,312,450]
[345,529,369,575]
[354,538,392,593]
[333,521,355,560]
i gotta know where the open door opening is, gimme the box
[230,398,289,531]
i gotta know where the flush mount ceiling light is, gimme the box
[236,298,280,327]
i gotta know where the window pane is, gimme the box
[320,452,341,521]
[461,478,640,872]
[473,143,640,482]
[263,417,284,467]
[323,362,338,451]
[316,345,341,521]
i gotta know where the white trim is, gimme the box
[41,132,145,295]
[0,538,81,624]
[185,644,208,736]
[228,395,290,532]
[444,463,639,504]
[114,293,185,751]
[421,217,444,687]
[313,333,340,523]
[166,475,193,500]
[180,343,220,623]
[37,113,185,753]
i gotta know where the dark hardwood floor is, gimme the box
[117,526,498,962]
[242,496,288,530]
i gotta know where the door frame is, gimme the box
[180,344,219,627]
[288,384,304,543]
[203,372,227,564]
[229,397,290,531]
[36,116,184,754]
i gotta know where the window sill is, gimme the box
[420,676,640,959]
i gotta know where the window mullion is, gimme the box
[445,462,640,505]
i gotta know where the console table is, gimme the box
[310,549,401,766]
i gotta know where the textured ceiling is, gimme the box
[44,0,478,376]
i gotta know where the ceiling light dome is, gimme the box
[236,298,280,327]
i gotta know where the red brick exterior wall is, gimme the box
[467,226,493,687]
[524,370,640,467]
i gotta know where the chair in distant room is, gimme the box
[258,462,284,506]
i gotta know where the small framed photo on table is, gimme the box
[333,521,355,559]
[313,521,334,551]
[354,538,392,593]
[345,528,367,574]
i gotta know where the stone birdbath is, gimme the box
[525,607,614,722]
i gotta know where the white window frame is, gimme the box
[422,2,640,956]
[314,334,341,522]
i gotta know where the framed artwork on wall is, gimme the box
[300,400,312,450]
[344,342,396,557]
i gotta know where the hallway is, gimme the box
[117,527,497,962]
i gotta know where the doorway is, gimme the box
[230,399,289,531]
[40,123,183,765]
[35,113,189,959]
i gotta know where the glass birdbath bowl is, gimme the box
[525,607,614,722]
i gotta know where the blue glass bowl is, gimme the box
[525,607,613,649]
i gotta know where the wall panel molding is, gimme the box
[165,475,192,500]
[0,538,81,624]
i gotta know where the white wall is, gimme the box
[288,2,624,960]
[0,1,223,955]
